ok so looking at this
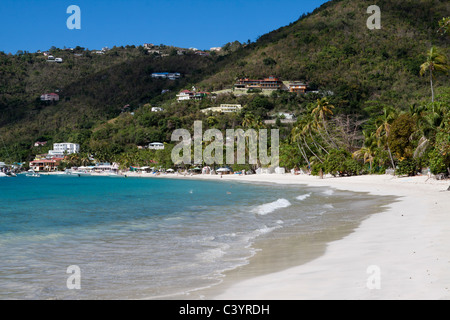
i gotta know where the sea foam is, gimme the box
[296,193,311,201]
[252,199,291,215]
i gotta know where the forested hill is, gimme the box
[0,0,448,164]
[199,0,449,111]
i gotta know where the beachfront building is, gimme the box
[48,143,80,157]
[151,72,181,80]
[288,81,308,93]
[149,142,165,150]
[29,159,61,172]
[40,93,60,101]
[234,76,283,90]
[201,104,242,114]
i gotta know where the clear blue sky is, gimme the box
[0,0,329,54]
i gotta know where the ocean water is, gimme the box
[0,175,386,300]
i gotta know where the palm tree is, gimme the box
[296,117,324,163]
[311,98,338,149]
[291,125,311,169]
[420,46,449,103]
[375,107,396,169]
[353,131,377,171]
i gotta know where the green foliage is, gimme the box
[312,149,362,177]
[396,158,419,176]
[388,114,417,159]
[429,149,448,175]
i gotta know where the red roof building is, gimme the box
[234,76,283,90]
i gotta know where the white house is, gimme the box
[201,104,242,114]
[176,90,194,101]
[55,58,63,63]
[40,93,59,101]
[48,143,80,157]
[149,142,164,150]
[151,72,181,80]
[151,107,164,112]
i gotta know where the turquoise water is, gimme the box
[0,175,380,299]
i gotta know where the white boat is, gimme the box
[26,169,40,177]
[0,172,7,178]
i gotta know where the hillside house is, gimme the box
[234,76,283,90]
[149,142,165,150]
[34,141,48,147]
[201,104,242,114]
[151,72,181,80]
[40,93,60,101]
[48,143,80,157]
[288,81,308,93]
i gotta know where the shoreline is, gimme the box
[36,171,450,299]
[155,173,450,300]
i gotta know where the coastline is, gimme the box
[155,172,450,300]
[37,171,450,299]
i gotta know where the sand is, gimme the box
[153,173,449,300]
[46,171,450,299]
[197,173,450,300]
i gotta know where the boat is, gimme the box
[0,172,7,178]
[25,169,40,177]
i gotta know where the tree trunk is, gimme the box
[297,142,310,169]
[430,70,435,103]
[387,144,396,171]
[303,136,323,163]
[310,131,329,155]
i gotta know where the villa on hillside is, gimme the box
[48,143,80,157]
[151,72,181,80]
[288,81,308,93]
[40,93,60,101]
[149,142,165,150]
[201,104,242,114]
[34,141,48,147]
[177,90,210,102]
[234,76,283,90]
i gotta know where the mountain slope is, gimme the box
[0,0,448,163]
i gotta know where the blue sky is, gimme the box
[0,0,329,54]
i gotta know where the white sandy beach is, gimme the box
[43,171,450,299]
[147,172,449,300]
[194,173,450,300]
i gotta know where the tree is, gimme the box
[352,131,377,172]
[311,98,338,149]
[419,46,449,103]
[388,113,417,160]
[375,107,397,169]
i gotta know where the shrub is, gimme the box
[396,158,418,176]
[429,150,448,175]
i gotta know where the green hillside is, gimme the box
[0,0,448,176]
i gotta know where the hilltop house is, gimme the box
[40,93,59,101]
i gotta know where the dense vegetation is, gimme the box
[0,0,449,177]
